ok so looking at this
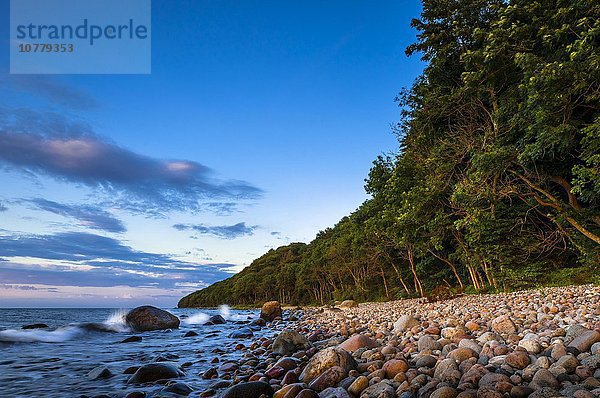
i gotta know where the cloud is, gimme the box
[23,198,126,233]
[0,203,7,212]
[173,222,258,239]
[0,108,263,215]
[2,75,99,110]
[0,231,235,290]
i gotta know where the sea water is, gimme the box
[0,306,268,397]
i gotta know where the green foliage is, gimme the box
[179,0,599,308]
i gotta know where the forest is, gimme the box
[178,0,599,308]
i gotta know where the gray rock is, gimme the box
[127,363,184,384]
[393,315,419,333]
[360,381,395,398]
[125,306,180,332]
[87,366,113,380]
[530,368,560,390]
[272,330,312,356]
[318,387,351,398]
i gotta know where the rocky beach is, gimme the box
[204,285,600,398]
[2,285,599,398]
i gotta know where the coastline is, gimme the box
[211,284,600,397]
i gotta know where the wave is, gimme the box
[182,312,210,325]
[0,326,84,343]
[0,309,132,343]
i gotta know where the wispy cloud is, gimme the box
[0,108,263,215]
[22,198,126,233]
[2,75,99,110]
[173,222,258,239]
[0,203,7,212]
[0,231,235,290]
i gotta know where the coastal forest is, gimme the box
[178,0,600,308]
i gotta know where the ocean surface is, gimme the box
[0,307,273,398]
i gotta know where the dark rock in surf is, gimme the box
[120,336,142,343]
[229,327,254,339]
[208,315,226,324]
[87,366,113,380]
[183,331,198,337]
[125,306,180,332]
[127,363,184,384]
[221,381,274,398]
[22,323,49,329]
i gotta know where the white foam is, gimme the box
[0,326,83,343]
[182,312,210,325]
[103,309,131,332]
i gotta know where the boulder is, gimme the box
[260,301,282,321]
[125,306,180,332]
[207,315,226,324]
[127,363,184,384]
[300,347,356,383]
[229,327,254,339]
[272,330,312,355]
[221,381,274,398]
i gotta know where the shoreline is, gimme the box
[210,284,600,397]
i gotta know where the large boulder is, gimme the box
[127,363,184,384]
[260,301,282,321]
[125,306,180,332]
[299,346,356,384]
[221,381,274,398]
[272,330,312,355]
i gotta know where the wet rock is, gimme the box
[393,315,420,333]
[87,366,113,380]
[339,335,378,352]
[208,315,226,324]
[202,367,218,379]
[260,301,282,322]
[300,347,356,383]
[162,382,193,396]
[229,327,254,339]
[127,363,184,384]
[124,392,147,398]
[22,323,49,329]
[273,330,312,356]
[183,331,198,337]
[120,336,142,343]
[221,381,274,398]
[125,306,180,332]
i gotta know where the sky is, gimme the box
[0,0,424,307]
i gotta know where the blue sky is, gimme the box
[0,0,424,307]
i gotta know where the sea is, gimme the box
[0,306,273,398]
